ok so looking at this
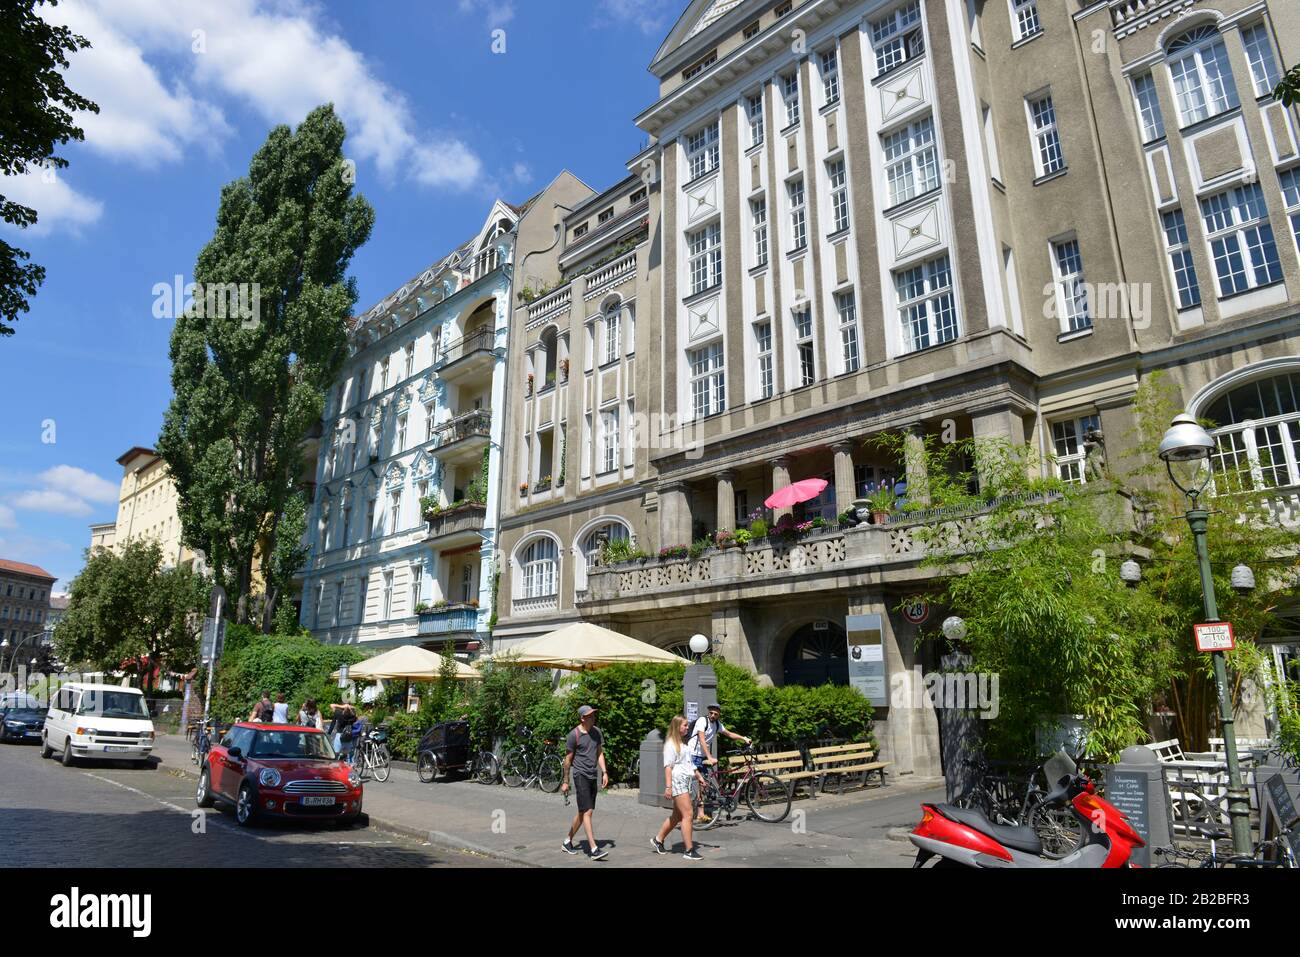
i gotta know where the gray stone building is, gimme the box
[498,0,1300,775]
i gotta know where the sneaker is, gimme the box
[683,846,703,861]
[651,837,667,855]
[589,846,609,861]
[561,839,579,855]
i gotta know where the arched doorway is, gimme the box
[782,622,849,687]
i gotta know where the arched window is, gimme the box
[520,537,558,598]
[1166,25,1239,127]
[575,521,630,594]
[1205,370,1300,491]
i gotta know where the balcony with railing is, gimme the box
[417,605,481,651]
[1108,0,1198,36]
[468,246,502,283]
[425,502,486,549]
[431,409,492,465]
[525,284,572,329]
[436,326,496,384]
[581,249,638,302]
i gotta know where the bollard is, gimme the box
[638,729,671,809]
[1104,745,1169,868]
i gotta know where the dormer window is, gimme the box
[682,49,717,82]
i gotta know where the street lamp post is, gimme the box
[1158,412,1253,856]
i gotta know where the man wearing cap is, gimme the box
[690,703,751,823]
[561,704,610,859]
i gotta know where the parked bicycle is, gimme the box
[954,753,1085,858]
[695,745,791,828]
[416,719,499,785]
[1155,825,1297,868]
[500,725,562,793]
[350,726,392,783]
[188,719,228,766]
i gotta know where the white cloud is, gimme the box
[37,466,119,504]
[44,0,485,191]
[0,505,15,529]
[12,489,94,517]
[457,0,516,26]
[598,0,671,34]
[0,170,104,237]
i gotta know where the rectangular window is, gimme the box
[382,571,393,620]
[747,93,765,147]
[781,72,800,128]
[357,575,368,623]
[409,564,422,613]
[774,1,791,16]
[870,1,925,77]
[366,495,377,539]
[341,504,351,548]
[1028,94,1065,176]
[1240,23,1280,99]
[895,254,958,352]
[396,413,407,453]
[404,342,414,380]
[682,49,717,81]
[836,291,860,373]
[687,223,723,295]
[820,48,840,105]
[1052,414,1101,484]
[600,409,620,474]
[1051,238,1092,332]
[1161,209,1202,309]
[334,581,344,627]
[1132,72,1166,143]
[573,223,588,239]
[883,116,939,206]
[788,178,807,251]
[688,342,726,418]
[982,103,1002,181]
[1279,168,1300,253]
[381,356,390,390]
[1010,0,1040,43]
[1199,183,1281,296]
[630,186,647,204]
[751,197,769,267]
[794,307,815,386]
[424,402,435,443]
[388,490,401,534]
[686,122,720,181]
[827,158,850,233]
[604,312,620,364]
[743,20,761,40]
[1168,31,1238,126]
[755,321,774,399]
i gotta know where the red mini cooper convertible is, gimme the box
[196,722,363,827]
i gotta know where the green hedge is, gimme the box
[211,629,364,724]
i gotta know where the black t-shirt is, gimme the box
[566,726,603,779]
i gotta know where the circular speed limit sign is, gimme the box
[901,596,929,625]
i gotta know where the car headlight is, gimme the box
[347,770,361,789]
[5,721,22,728]
[258,769,282,788]
[75,727,97,736]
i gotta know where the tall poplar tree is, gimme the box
[158,104,374,625]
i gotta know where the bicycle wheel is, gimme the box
[1025,796,1084,859]
[475,751,499,785]
[537,754,563,793]
[626,754,640,787]
[417,751,439,784]
[371,744,391,783]
[743,772,791,824]
[500,748,527,788]
[695,780,725,830]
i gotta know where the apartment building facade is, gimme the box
[0,560,57,658]
[493,0,1300,775]
[88,447,205,571]
[299,178,591,653]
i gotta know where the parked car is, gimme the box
[0,704,46,743]
[196,722,363,828]
[41,683,155,767]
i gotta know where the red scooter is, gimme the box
[910,752,1145,868]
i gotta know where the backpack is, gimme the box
[257,701,274,722]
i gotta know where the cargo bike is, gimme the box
[416,719,500,785]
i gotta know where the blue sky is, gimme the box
[0,0,679,590]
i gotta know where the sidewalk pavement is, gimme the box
[154,733,939,867]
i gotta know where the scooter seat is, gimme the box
[933,804,1044,855]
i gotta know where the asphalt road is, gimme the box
[0,739,505,868]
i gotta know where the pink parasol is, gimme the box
[764,478,828,510]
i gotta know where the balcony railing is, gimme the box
[581,250,637,301]
[438,327,495,366]
[418,605,479,636]
[526,284,571,329]
[468,246,501,282]
[431,409,492,449]
[425,502,486,542]
[1108,0,1193,34]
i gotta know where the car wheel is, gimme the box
[234,782,257,827]
[196,767,215,808]
[60,738,75,767]
[40,736,52,759]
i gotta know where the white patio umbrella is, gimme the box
[485,621,684,672]
[331,644,480,681]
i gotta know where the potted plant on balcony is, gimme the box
[413,602,430,615]
[865,481,896,525]
[420,495,442,521]
[714,528,736,549]
[432,599,449,610]
[526,373,534,396]
[534,474,552,493]
[544,371,556,389]
[560,358,570,382]
[732,528,752,548]
[658,544,689,561]
[519,482,528,497]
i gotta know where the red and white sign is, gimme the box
[1194,622,1236,653]
[901,597,929,625]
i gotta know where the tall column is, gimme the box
[832,441,856,515]
[658,481,693,546]
[716,469,737,533]
[770,455,793,521]
[971,404,1028,491]
[903,424,931,505]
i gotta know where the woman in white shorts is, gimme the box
[652,715,703,860]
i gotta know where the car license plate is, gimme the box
[301,796,336,806]
[105,745,131,752]
[24,731,39,738]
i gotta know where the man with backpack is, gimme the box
[689,704,750,823]
[560,704,609,860]
[249,692,274,723]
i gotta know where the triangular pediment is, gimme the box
[650,0,756,72]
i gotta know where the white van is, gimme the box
[42,683,155,767]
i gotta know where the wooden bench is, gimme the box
[726,749,821,799]
[809,742,891,793]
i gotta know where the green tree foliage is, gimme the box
[210,629,363,724]
[1275,63,1300,108]
[157,104,374,625]
[54,540,210,691]
[0,0,99,338]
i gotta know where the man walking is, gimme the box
[561,704,609,860]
